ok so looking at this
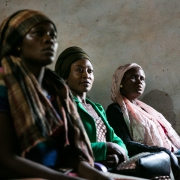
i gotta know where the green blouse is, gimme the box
[73,96,128,161]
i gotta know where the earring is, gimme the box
[120,85,123,88]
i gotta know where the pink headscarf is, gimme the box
[111,63,180,151]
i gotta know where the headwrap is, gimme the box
[0,10,94,167]
[55,46,90,79]
[111,63,180,151]
[0,9,56,61]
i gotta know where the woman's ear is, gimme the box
[120,82,124,94]
[12,46,21,57]
[14,42,22,57]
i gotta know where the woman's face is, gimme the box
[66,59,94,96]
[20,22,58,67]
[121,67,146,101]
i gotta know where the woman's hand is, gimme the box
[77,161,113,180]
[99,142,128,169]
[106,142,128,161]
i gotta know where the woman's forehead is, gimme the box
[127,67,144,73]
[72,59,92,67]
[29,21,56,31]
[123,67,145,78]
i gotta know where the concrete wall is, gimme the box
[1,0,180,134]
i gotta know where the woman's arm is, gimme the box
[106,103,132,144]
[0,112,86,180]
[77,161,113,180]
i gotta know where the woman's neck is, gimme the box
[72,92,87,104]
[31,68,49,97]
[131,99,137,105]
[22,59,45,86]
[130,99,142,108]
[123,95,138,105]
[124,96,138,105]
[26,63,47,96]
[29,67,45,86]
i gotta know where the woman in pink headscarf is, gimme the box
[106,63,180,179]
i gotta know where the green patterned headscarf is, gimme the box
[55,46,90,79]
[0,9,56,62]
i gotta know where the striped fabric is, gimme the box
[1,56,94,166]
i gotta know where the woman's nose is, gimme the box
[137,77,142,83]
[82,71,89,78]
[44,33,55,43]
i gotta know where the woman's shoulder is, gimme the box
[106,103,124,117]
[86,98,102,106]
[86,98,105,112]
[107,103,122,112]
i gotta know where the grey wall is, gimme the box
[1,0,180,134]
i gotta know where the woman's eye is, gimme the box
[33,31,44,36]
[77,68,83,73]
[141,77,145,81]
[88,69,93,73]
[50,32,57,39]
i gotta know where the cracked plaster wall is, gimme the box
[1,0,180,134]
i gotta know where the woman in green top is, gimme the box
[55,46,128,170]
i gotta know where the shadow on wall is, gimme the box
[176,111,180,134]
[141,89,176,128]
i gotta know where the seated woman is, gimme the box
[106,63,180,179]
[0,9,114,180]
[55,46,128,170]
